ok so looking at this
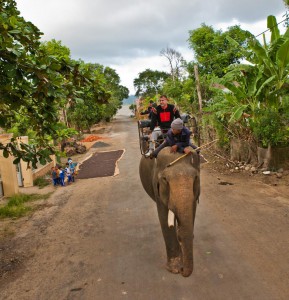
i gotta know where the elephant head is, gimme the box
[139,147,200,277]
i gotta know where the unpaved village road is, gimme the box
[1,107,289,300]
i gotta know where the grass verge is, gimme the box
[0,193,52,219]
[33,176,51,189]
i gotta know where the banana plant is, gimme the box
[210,15,289,145]
[217,16,289,116]
[247,16,289,105]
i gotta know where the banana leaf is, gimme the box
[267,15,280,43]
[229,105,248,123]
[256,75,276,96]
[276,39,289,76]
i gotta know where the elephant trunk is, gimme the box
[177,210,194,277]
[170,177,196,277]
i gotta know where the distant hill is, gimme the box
[122,95,137,105]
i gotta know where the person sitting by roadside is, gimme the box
[51,167,58,186]
[68,158,76,182]
[145,95,181,157]
[140,100,155,119]
[59,166,65,186]
[65,163,72,184]
[150,118,198,158]
[55,165,60,185]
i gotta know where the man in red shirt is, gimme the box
[145,95,180,157]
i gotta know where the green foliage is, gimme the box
[133,69,170,97]
[66,62,128,130]
[202,113,230,149]
[0,204,31,218]
[40,39,71,63]
[253,109,289,147]
[188,24,252,77]
[0,193,52,218]
[0,1,66,166]
[54,126,78,141]
[207,15,289,147]
[129,104,136,114]
[0,2,128,166]
[33,176,50,189]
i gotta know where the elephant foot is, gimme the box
[166,257,182,274]
[181,267,193,277]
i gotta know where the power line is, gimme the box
[255,17,288,38]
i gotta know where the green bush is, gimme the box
[33,176,50,189]
[253,110,289,147]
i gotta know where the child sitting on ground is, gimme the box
[150,118,198,158]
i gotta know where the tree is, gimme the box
[0,0,67,167]
[209,15,289,147]
[67,62,128,130]
[133,69,169,97]
[188,24,252,77]
[0,1,128,166]
[160,47,185,81]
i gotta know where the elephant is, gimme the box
[139,147,200,277]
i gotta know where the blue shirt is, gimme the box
[165,127,192,152]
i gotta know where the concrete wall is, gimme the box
[0,134,19,196]
[17,136,33,188]
[33,158,55,180]
[0,135,56,195]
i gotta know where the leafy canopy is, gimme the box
[188,24,252,77]
[0,1,128,167]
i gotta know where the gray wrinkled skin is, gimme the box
[139,147,200,277]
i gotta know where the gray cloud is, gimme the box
[16,0,286,91]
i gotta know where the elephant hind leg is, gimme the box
[166,256,182,274]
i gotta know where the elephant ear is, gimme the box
[190,151,200,170]
[157,171,170,203]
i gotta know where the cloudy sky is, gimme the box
[16,0,286,94]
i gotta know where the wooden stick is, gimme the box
[167,139,218,167]
[167,153,188,167]
[214,153,237,166]
[194,139,219,151]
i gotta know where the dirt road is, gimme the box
[1,107,289,300]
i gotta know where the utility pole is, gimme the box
[194,64,202,147]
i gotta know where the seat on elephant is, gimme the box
[180,113,190,123]
[138,119,151,128]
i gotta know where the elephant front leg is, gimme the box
[156,202,182,274]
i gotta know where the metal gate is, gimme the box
[16,163,23,187]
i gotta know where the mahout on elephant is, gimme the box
[139,147,200,277]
